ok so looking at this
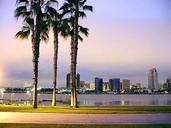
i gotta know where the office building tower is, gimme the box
[77,73,80,89]
[95,78,103,93]
[66,73,70,89]
[166,78,171,91]
[122,79,130,92]
[109,78,121,92]
[148,68,158,91]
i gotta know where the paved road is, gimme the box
[0,112,171,124]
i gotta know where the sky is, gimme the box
[0,0,171,88]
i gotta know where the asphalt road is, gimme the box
[0,112,171,124]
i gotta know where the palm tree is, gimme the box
[45,2,73,106]
[45,5,61,106]
[60,0,93,108]
[51,16,59,107]
[15,0,57,108]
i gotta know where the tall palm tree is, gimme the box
[60,0,93,108]
[45,2,73,106]
[50,14,79,106]
[51,16,59,107]
[15,0,57,108]
[45,5,61,106]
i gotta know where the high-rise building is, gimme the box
[109,78,121,92]
[66,73,70,89]
[66,73,80,89]
[166,78,171,92]
[148,68,158,91]
[95,78,103,93]
[77,74,80,89]
[122,79,130,92]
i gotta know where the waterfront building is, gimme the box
[89,83,95,90]
[103,82,110,92]
[80,81,86,88]
[122,79,130,92]
[66,73,70,89]
[166,78,171,92]
[131,84,142,94]
[66,73,80,89]
[136,83,141,88]
[95,78,103,93]
[148,68,159,91]
[109,78,121,92]
[77,74,80,89]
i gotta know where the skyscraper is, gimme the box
[66,73,70,89]
[95,77,103,93]
[148,68,158,91]
[109,78,121,92]
[77,73,80,89]
[66,73,80,89]
[122,79,130,92]
[166,78,171,92]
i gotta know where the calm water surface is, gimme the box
[0,93,171,106]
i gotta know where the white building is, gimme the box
[89,83,95,90]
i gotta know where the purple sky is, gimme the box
[0,0,171,87]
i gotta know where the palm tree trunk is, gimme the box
[73,41,78,108]
[70,3,79,108]
[70,36,75,107]
[32,56,39,109]
[52,31,59,106]
[32,15,41,109]
[32,41,40,109]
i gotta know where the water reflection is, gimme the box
[0,93,171,106]
[94,102,104,106]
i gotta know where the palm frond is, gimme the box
[41,32,49,43]
[83,5,93,12]
[45,6,58,18]
[21,25,30,31]
[16,0,29,5]
[24,17,34,28]
[78,35,83,42]
[79,0,87,6]
[46,0,58,7]
[14,5,28,18]
[15,30,30,40]
[79,26,89,36]
[78,11,86,18]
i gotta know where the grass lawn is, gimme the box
[0,105,171,114]
[0,124,171,128]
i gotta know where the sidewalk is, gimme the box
[0,112,171,124]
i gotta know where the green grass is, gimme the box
[0,124,171,128]
[0,105,171,114]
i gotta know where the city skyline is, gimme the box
[1,0,171,87]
